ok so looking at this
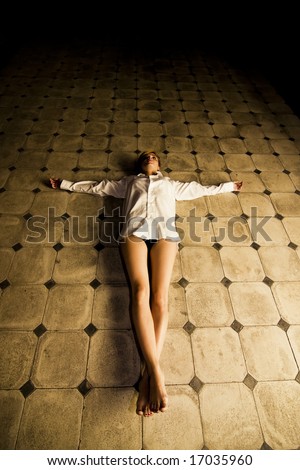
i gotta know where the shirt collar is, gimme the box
[137,171,163,178]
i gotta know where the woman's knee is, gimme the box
[131,282,149,304]
[151,291,168,312]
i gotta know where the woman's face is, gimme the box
[140,153,160,174]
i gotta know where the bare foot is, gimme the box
[50,178,60,189]
[136,371,152,417]
[149,366,168,413]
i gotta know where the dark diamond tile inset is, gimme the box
[53,243,64,252]
[263,276,274,287]
[94,242,105,252]
[221,277,232,288]
[230,319,243,333]
[12,243,23,252]
[0,279,10,290]
[97,211,105,221]
[189,376,203,393]
[183,321,196,335]
[288,242,298,250]
[277,318,290,332]
[243,373,257,391]
[213,242,222,251]
[44,279,56,290]
[84,323,98,337]
[90,279,101,289]
[20,380,36,398]
[261,441,273,450]
[251,242,260,250]
[23,212,33,221]
[33,323,47,337]
[178,277,189,288]
[77,379,93,397]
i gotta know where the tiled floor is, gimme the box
[0,38,300,450]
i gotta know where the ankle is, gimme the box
[148,363,162,378]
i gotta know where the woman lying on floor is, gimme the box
[50,150,243,417]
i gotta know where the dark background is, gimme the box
[1,5,299,117]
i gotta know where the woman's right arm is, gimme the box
[49,177,128,198]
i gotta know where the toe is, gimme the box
[150,403,159,413]
[144,406,153,417]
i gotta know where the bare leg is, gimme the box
[120,236,177,415]
[148,239,178,412]
[150,240,178,357]
[120,236,158,416]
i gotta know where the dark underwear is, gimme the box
[144,239,158,252]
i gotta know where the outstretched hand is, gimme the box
[233,181,243,191]
[50,178,61,189]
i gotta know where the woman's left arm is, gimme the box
[172,179,243,200]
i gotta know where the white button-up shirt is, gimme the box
[60,172,235,241]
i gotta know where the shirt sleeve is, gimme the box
[172,180,235,201]
[60,177,128,198]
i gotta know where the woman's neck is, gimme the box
[142,169,159,176]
